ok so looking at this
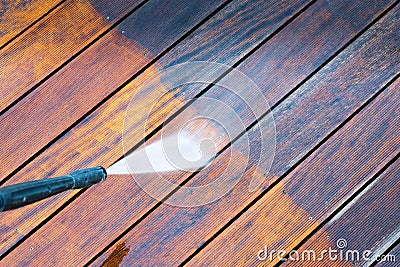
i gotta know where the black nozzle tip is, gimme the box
[98,166,107,181]
[70,166,107,189]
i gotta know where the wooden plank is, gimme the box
[0,0,63,48]
[2,1,398,266]
[0,0,145,112]
[0,0,314,261]
[87,6,400,266]
[283,158,400,266]
[0,0,228,180]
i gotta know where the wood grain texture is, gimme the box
[0,0,228,181]
[0,0,62,47]
[90,6,400,266]
[282,158,400,266]
[185,78,399,266]
[0,0,144,112]
[0,0,313,261]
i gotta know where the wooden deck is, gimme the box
[0,0,399,266]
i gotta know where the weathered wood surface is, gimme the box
[0,0,314,260]
[0,0,229,182]
[2,0,393,263]
[89,6,400,266]
[0,0,145,112]
[0,0,63,48]
[282,158,399,266]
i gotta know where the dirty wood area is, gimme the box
[283,158,400,266]
[0,0,398,266]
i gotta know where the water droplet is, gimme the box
[29,247,33,251]
[106,16,110,20]
[121,30,125,34]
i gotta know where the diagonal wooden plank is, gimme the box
[0,0,229,182]
[2,0,398,266]
[0,0,314,261]
[87,6,400,266]
[0,0,146,113]
[0,0,64,48]
[282,158,399,266]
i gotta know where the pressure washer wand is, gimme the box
[0,166,107,212]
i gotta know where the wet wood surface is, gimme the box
[283,158,400,266]
[0,0,399,266]
[90,7,400,266]
[0,0,312,258]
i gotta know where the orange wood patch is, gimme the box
[100,242,130,267]
[0,0,144,112]
[0,0,62,47]
[0,0,227,181]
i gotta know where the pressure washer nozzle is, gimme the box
[0,166,107,212]
[70,166,107,189]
